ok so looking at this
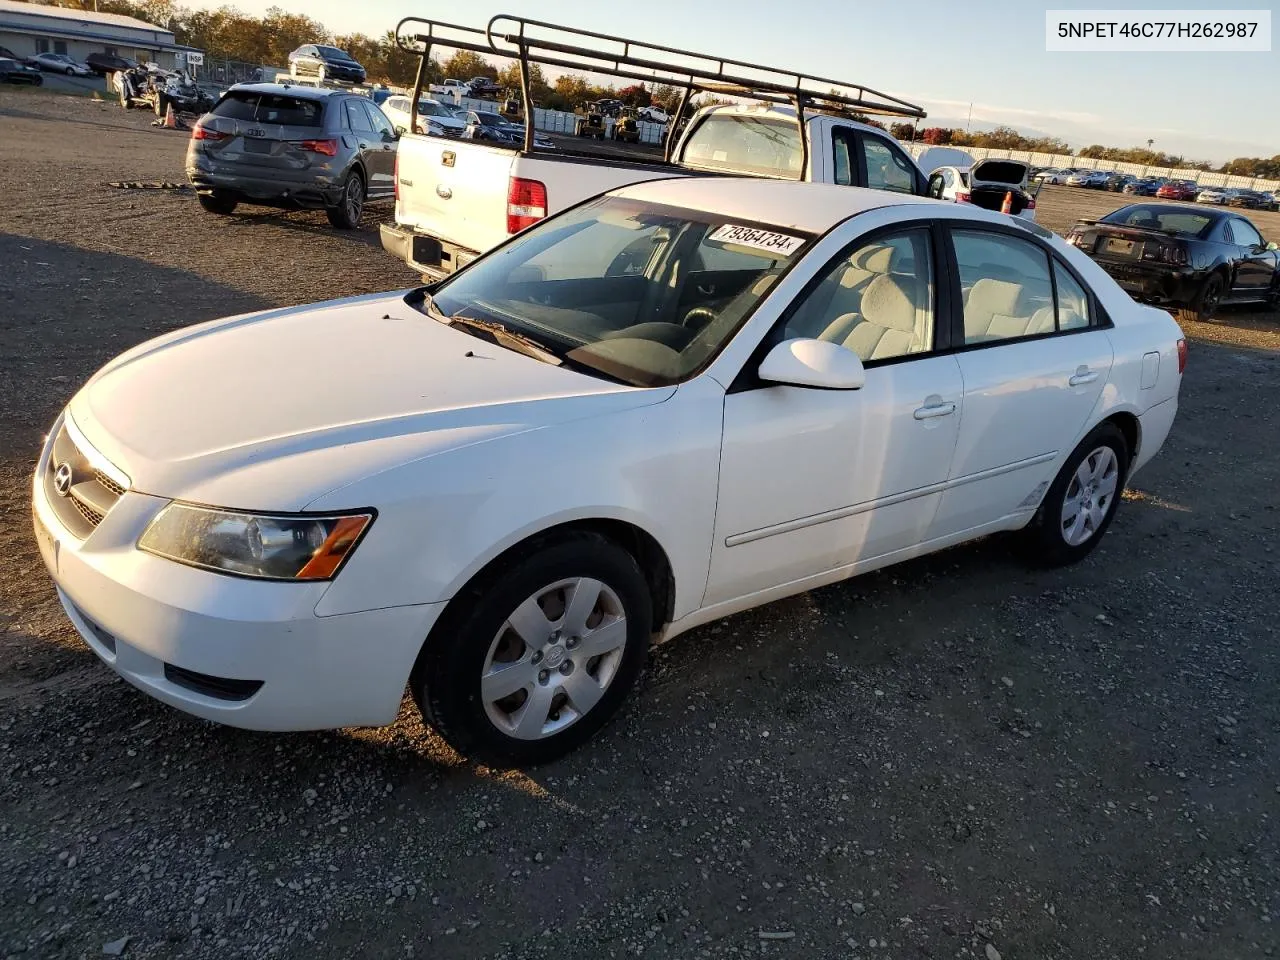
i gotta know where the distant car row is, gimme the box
[1035,166,1278,209]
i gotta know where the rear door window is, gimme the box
[363,101,395,138]
[211,92,323,127]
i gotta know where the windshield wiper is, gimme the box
[446,315,562,365]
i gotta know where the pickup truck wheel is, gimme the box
[1016,422,1128,568]
[197,194,238,215]
[1177,272,1224,323]
[326,172,364,229]
[411,531,651,767]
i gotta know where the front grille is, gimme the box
[95,470,126,498]
[163,665,264,702]
[43,420,128,539]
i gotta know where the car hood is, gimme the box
[67,292,672,510]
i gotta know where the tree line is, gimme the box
[32,1,1274,172]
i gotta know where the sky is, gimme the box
[179,0,1279,163]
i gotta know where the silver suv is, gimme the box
[187,83,397,229]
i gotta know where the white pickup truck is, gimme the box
[383,103,962,279]
[382,15,952,279]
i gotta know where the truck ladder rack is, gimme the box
[395,14,925,163]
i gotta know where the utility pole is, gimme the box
[966,101,972,132]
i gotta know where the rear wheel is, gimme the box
[325,171,364,229]
[197,193,238,215]
[411,532,651,767]
[1176,272,1224,323]
[1017,422,1129,567]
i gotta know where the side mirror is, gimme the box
[927,173,945,199]
[758,338,866,390]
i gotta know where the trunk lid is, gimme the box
[197,90,330,172]
[965,159,1035,214]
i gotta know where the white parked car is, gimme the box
[380,94,465,137]
[31,52,92,76]
[926,159,1039,220]
[637,104,668,124]
[1195,187,1230,205]
[1035,168,1070,185]
[33,179,1185,765]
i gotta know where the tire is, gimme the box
[1176,272,1225,323]
[197,193,238,215]
[411,531,652,767]
[325,171,364,229]
[1017,422,1129,567]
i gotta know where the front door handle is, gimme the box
[1069,368,1099,387]
[914,399,957,420]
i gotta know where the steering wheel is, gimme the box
[681,306,718,333]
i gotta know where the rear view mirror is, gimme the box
[758,338,866,390]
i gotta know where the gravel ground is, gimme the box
[1,91,1278,960]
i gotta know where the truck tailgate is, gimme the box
[394,134,515,258]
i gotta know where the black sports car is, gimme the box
[1067,203,1279,322]
[0,57,42,85]
[287,44,366,84]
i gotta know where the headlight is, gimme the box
[138,503,373,581]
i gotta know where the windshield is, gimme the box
[1101,205,1213,237]
[212,91,323,127]
[419,100,453,118]
[422,196,812,387]
[316,46,353,60]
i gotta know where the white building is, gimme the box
[0,0,201,69]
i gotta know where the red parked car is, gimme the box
[1156,180,1198,201]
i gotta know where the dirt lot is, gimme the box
[1,91,1278,960]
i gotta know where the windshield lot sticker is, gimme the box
[709,224,804,256]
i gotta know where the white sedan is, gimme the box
[33,179,1185,766]
[379,94,466,137]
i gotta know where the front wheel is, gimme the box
[411,532,652,766]
[325,171,364,229]
[1176,272,1224,323]
[1017,422,1129,567]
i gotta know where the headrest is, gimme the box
[859,274,918,333]
[966,278,1024,317]
[845,244,895,279]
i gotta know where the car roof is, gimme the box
[227,82,345,100]
[612,177,963,233]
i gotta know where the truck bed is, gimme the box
[385,132,693,278]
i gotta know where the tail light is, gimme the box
[954,191,970,203]
[1176,338,1188,374]
[297,139,338,156]
[192,124,225,141]
[1143,243,1189,266]
[507,177,547,234]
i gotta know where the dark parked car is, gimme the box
[0,57,42,85]
[467,76,501,98]
[1122,177,1164,197]
[1227,189,1268,209]
[85,52,137,76]
[187,83,396,229]
[1099,172,1135,192]
[287,44,366,84]
[462,110,555,149]
[1067,203,1279,321]
[1155,180,1198,201]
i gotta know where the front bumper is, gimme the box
[32,421,443,731]
[380,222,479,279]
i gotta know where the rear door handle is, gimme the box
[914,399,957,420]
[1069,368,1099,386]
